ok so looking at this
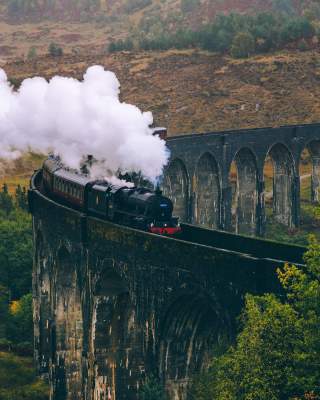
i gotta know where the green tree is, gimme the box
[0,286,9,340]
[0,184,13,216]
[48,42,63,57]
[272,0,296,15]
[0,352,48,400]
[231,31,255,58]
[181,0,199,14]
[0,209,32,299]
[7,293,33,347]
[280,17,315,44]
[15,185,28,211]
[27,46,37,61]
[139,375,167,400]
[193,237,320,399]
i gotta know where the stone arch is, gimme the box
[163,159,189,222]
[91,260,134,400]
[52,247,83,400]
[230,148,258,235]
[194,153,220,229]
[265,143,296,227]
[36,232,52,375]
[306,140,320,203]
[159,292,227,400]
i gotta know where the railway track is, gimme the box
[30,169,306,267]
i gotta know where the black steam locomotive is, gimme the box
[41,156,181,235]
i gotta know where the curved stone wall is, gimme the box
[31,181,296,400]
[164,123,320,235]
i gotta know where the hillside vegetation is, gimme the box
[4,48,320,136]
[0,0,320,59]
[0,352,48,400]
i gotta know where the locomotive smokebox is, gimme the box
[152,127,167,140]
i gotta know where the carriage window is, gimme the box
[96,195,99,205]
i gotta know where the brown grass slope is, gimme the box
[0,0,311,60]
[5,49,320,136]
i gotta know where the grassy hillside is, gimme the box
[0,0,318,60]
[0,352,48,400]
[4,48,320,136]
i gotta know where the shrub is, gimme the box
[139,375,167,400]
[181,0,199,14]
[280,17,315,44]
[27,46,37,61]
[108,38,134,53]
[124,0,152,14]
[272,0,296,16]
[192,237,320,399]
[48,42,63,57]
[298,38,309,51]
[231,31,255,58]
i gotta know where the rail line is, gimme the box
[30,170,306,267]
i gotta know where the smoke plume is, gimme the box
[0,66,169,182]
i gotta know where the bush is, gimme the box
[108,38,134,53]
[231,31,255,58]
[272,0,296,16]
[7,293,33,347]
[124,0,152,14]
[192,237,320,399]
[48,42,63,57]
[139,375,167,400]
[123,11,320,57]
[280,17,315,44]
[181,0,199,14]
[27,47,37,61]
[0,352,48,400]
[298,38,309,51]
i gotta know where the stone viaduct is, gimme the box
[163,123,320,236]
[30,131,306,400]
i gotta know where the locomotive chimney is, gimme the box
[155,185,162,196]
[87,155,93,167]
[152,127,167,141]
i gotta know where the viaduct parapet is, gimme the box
[163,123,320,236]
[30,169,305,400]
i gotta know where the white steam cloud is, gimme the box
[0,65,169,182]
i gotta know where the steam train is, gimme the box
[41,156,181,235]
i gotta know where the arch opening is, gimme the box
[264,144,295,228]
[295,142,320,241]
[159,294,227,400]
[229,149,258,235]
[163,159,189,223]
[194,153,220,229]
[308,140,320,203]
[91,261,134,400]
[53,247,83,400]
[299,147,312,206]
